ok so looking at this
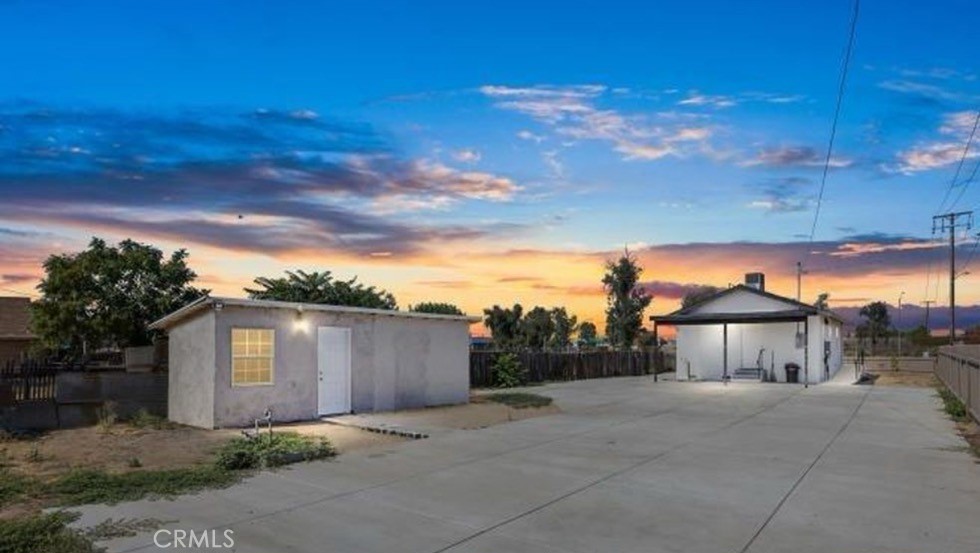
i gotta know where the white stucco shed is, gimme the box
[652,277,843,384]
[150,297,479,429]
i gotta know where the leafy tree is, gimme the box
[550,307,578,350]
[522,306,556,350]
[31,238,205,357]
[245,270,396,310]
[409,302,464,315]
[578,321,598,348]
[602,250,653,349]
[483,304,524,350]
[680,285,722,309]
[814,293,830,310]
[858,301,891,351]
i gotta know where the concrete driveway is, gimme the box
[76,376,980,552]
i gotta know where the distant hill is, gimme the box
[831,303,980,332]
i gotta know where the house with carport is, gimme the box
[651,274,843,384]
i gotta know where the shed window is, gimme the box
[231,328,274,386]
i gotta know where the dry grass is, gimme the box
[870,371,938,388]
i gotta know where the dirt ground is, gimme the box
[0,421,404,483]
[870,370,938,388]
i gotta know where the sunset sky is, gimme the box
[2,0,979,332]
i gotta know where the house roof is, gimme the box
[149,296,481,330]
[650,285,844,326]
[0,297,35,339]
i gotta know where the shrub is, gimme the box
[485,393,553,409]
[0,468,34,508]
[97,402,117,434]
[491,353,526,388]
[0,511,100,553]
[214,432,335,471]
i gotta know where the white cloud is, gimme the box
[452,148,481,163]
[517,130,545,143]
[892,111,980,174]
[677,91,738,109]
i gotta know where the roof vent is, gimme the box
[744,272,765,291]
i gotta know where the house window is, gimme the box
[231,328,274,386]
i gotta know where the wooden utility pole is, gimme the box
[933,211,973,345]
[795,261,808,302]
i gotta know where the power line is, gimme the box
[943,110,980,212]
[807,0,860,244]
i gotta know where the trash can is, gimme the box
[784,363,800,383]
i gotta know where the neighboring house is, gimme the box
[651,274,843,384]
[150,296,479,429]
[0,297,35,366]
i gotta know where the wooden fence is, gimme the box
[0,359,58,402]
[936,346,980,423]
[470,350,665,388]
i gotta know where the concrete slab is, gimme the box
[72,376,980,553]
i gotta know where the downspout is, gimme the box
[723,323,729,385]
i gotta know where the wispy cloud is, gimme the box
[451,148,481,163]
[677,91,738,109]
[890,110,979,174]
[480,84,715,162]
[747,176,813,213]
[740,146,852,168]
[0,102,523,258]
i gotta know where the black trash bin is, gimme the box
[784,363,800,383]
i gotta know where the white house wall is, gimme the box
[676,321,819,382]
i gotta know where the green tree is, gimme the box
[577,321,598,348]
[409,302,464,315]
[245,270,397,309]
[858,301,891,352]
[483,304,524,350]
[680,285,722,309]
[522,306,556,350]
[602,250,653,349]
[31,238,205,357]
[550,307,578,350]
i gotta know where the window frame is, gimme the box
[230,327,276,387]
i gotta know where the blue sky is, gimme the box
[1,0,979,326]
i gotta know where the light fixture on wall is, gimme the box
[293,305,310,333]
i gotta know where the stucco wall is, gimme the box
[689,289,793,314]
[168,311,215,428]
[677,322,806,382]
[208,306,470,428]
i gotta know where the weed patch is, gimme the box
[215,432,335,471]
[484,392,553,409]
[0,511,100,553]
[46,466,240,506]
[937,387,970,422]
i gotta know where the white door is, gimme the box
[317,327,351,415]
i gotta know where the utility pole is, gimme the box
[933,211,973,345]
[795,261,808,302]
[922,300,935,330]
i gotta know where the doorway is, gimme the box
[317,326,351,415]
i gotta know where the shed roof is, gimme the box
[0,297,35,339]
[650,285,843,326]
[149,296,481,330]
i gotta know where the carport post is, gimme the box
[723,323,728,384]
[803,317,809,388]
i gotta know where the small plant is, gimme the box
[128,408,174,430]
[491,353,526,388]
[889,356,900,372]
[0,468,34,508]
[0,511,100,553]
[214,432,335,471]
[83,517,169,541]
[127,457,142,468]
[485,392,553,409]
[97,401,118,434]
[26,442,42,463]
[937,387,969,422]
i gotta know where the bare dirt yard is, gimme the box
[870,370,937,388]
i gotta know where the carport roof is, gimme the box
[149,296,481,330]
